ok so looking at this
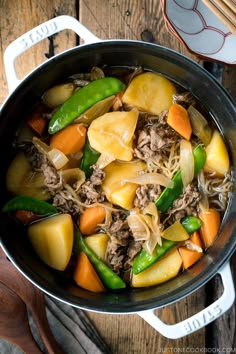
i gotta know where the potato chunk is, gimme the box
[28,214,73,271]
[204,129,229,176]
[131,249,182,287]
[6,152,49,200]
[88,108,138,161]
[122,72,176,115]
[85,233,109,262]
[102,160,146,209]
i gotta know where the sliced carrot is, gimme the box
[50,123,87,155]
[190,231,202,248]
[15,210,42,225]
[27,105,48,135]
[167,103,192,140]
[73,251,106,292]
[179,247,203,269]
[79,206,106,235]
[199,208,221,248]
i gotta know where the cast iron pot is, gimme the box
[0,16,235,339]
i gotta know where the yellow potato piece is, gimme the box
[204,129,229,177]
[28,214,73,271]
[6,152,49,200]
[85,233,109,262]
[122,72,176,115]
[131,249,183,287]
[102,160,146,209]
[162,221,189,242]
[6,152,31,195]
[88,108,139,161]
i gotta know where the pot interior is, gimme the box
[0,41,236,313]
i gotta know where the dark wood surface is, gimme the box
[0,1,235,353]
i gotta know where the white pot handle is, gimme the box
[4,15,100,93]
[138,262,235,339]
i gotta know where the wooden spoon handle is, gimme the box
[0,249,65,354]
[0,282,43,354]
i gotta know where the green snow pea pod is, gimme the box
[48,77,126,134]
[80,139,100,178]
[2,196,58,215]
[74,227,126,290]
[155,145,206,213]
[132,239,177,275]
[132,216,202,275]
[181,215,202,234]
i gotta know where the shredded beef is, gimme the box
[78,165,105,205]
[134,184,162,209]
[124,241,142,268]
[162,182,200,227]
[43,166,63,195]
[173,92,195,108]
[104,211,133,275]
[25,145,47,170]
[53,191,81,215]
[134,111,179,160]
[25,145,63,195]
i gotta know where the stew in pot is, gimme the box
[2,66,233,292]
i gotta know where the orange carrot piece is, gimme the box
[79,206,106,235]
[167,103,192,140]
[179,247,203,269]
[15,210,42,224]
[27,105,48,135]
[50,123,86,155]
[199,208,221,248]
[190,231,202,248]
[73,251,106,292]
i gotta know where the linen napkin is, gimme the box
[0,295,111,354]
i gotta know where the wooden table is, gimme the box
[0,1,235,353]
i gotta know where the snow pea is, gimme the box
[132,239,177,275]
[155,144,206,213]
[74,227,126,290]
[181,215,201,234]
[80,139,100,178]
[48,77,126,134]
[132,216,202,275]
[2,196,57,215]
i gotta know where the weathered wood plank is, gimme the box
[79,0,201,62]
[0,0,77,104]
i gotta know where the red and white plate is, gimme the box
[162,0,236,64]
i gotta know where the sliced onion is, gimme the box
[127,213,150,241]
[121,173,174,188]
[180,139,194,188]
[68,150,83,161]
[17,122,35,144]
[128,203,162,254]
[143,203,162,253]
[48,148,69,170]
[62,168,85,191]
[198,170,209,212]
[96,153,115,169]
[188,105,212,146]
[184,240,203,253]
[74,95,115,125]
[32,136,51,154]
